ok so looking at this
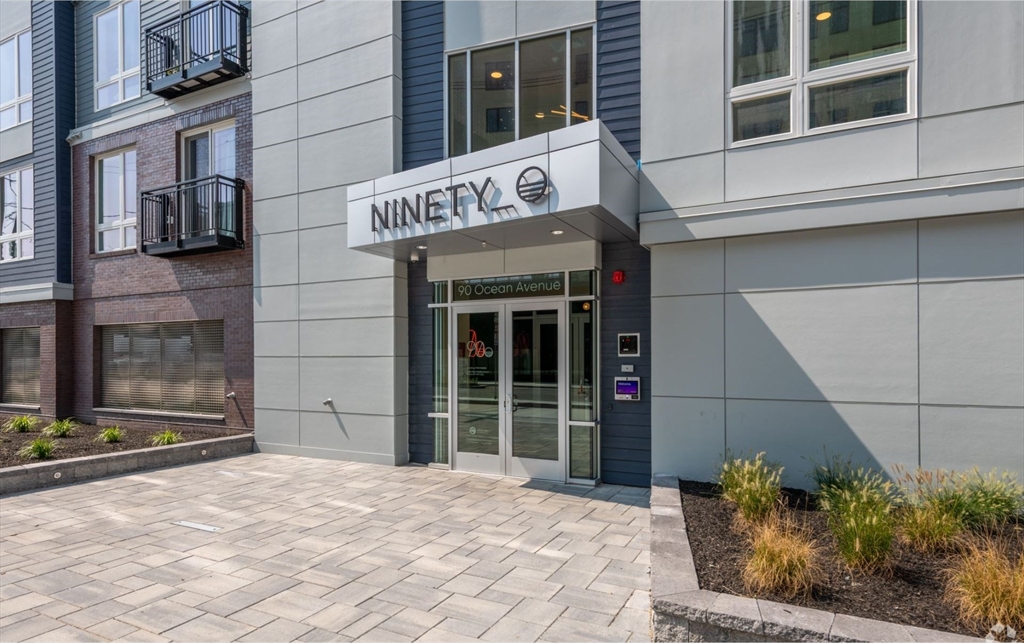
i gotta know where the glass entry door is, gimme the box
[454,303,566,480]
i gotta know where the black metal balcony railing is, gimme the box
[140,175,245,256]
[145,0,249,99]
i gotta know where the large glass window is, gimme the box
[1,167,33,263]
[96,149,137,253]
[0,30,32,130]
[448,28,594,155]
[95,0,140,110]
[729,0,914,144]
[1,327,40,407]
[100,321,225,416]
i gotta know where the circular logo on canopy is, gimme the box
[516,166,549,203]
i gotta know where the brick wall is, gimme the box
[69,94,254,433]
[0,299,72,421]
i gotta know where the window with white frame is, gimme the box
[1,167,33,263]
[96,149,137,252]
[728,0,915,145]
[95,0,141,110]
[0,30,32,130]
[446,27,594,157]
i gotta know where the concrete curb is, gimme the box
[0,434,254,496]
[649,474,980,642]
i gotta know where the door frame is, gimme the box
[451,301,567,482]
[451,303,506,477]
[503,301,566,481]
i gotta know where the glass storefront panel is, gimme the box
[471,44,515,152]
[448,53,467,157]
[432,308,448,414]
[457,311,500,455]
[520,34,567,138]
[808,1,907,71]
[733,1,791,87]
[570,301,595,422]
[569,424,596,479]
[569,270,595,297]
[434,417,449,465]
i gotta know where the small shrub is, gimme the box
[947,537,1024,632]
[717,452,782,524]
[150,429,182,446]
[96,426,124,444]
[743,514,821,599]
[956,469,1023,528]
[2,415,39,433]
[830,486,895,572]
[18,438,55,460]
[811,454,896,514]
[43,418,78,438]
[895,467,1023,552]
[900,502,963,553]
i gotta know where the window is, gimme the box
[95,0,140,110]
[96,149,137,252]
[1,167,33,263]
[729,1,915,145]
[447,27,594,156]
[0,30,32,130]
[1,327,40,407]
[100,321,225,416]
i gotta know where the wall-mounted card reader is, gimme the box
[618,333,640,356]
[614,377,641,401]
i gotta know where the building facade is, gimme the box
[2,0,1021,489]
[1,0,254,435]
[251,0,1023,488]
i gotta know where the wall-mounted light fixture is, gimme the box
[225,392,236,399]
[323,398,333,407]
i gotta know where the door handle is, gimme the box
[504,394,512,414]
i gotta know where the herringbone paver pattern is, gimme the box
[0,455,651,642]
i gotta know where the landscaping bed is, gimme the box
[0,422,232,469]
[682,479,1012,636]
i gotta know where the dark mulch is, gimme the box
[0,425,235,469]
[680,480,1024,637]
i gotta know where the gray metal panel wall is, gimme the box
[402,1,444,170]
[76,0,252,127]
[600,240,651,486]
[407,260,434,463]
[596,1,640,160]
[0,2,72,289]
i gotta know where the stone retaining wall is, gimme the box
[0,434,254,495]
[649,474,978,642]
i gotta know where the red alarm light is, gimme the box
[612,270,626,285]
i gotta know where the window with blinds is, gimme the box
[1,327,41,406]
[100,320,224,416]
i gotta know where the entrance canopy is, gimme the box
[347,120,639,261]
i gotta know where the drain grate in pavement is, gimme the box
[173,520,221,532]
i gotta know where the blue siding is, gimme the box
[402,1,445,170]
[0,2,75,289]
[596,1,640,160]
[407,261,435,464]
[600,241,651,486]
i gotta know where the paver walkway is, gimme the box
[1,454,651,642]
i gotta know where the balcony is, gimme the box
[145,0,249,99]
[141,175,245,257]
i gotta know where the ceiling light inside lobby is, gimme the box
[816,11,832,20]
[535,112,545,118]
[490,71,503,79]
[416,245,427,250]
